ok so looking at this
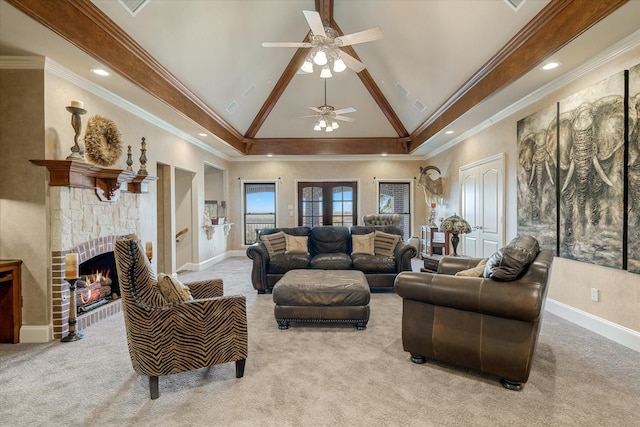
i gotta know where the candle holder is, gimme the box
[138,137,148,176]
[61,278,84,342]
[65,106,87,161]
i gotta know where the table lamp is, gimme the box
[440,214,472,256]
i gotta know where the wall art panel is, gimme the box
[628,63,640,273]
[517,104,558,252]
[558,72,625,268]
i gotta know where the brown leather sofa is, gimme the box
[395,236,553,390]
[247,225,416,294]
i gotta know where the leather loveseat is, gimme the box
[395,235,552,390]
[246,225,416,294]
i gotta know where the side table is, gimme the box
[420,254,442,273]
[0,259,22,343]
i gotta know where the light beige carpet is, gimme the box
[1,257,638,426]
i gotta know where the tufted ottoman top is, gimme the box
[272,270,370,307]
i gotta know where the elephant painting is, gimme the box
[558,73,625,268]
[517,105,557,252]
[627,63,640,273]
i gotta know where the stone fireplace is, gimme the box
[49,185,142,339]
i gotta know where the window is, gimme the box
[298,182,358,227]
[243,182,276,245]
[378,181,411,240]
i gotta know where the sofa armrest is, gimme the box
[246,243,270,293]
[437,256,485,275]
[394,241,417,272]
[395,271,545,323]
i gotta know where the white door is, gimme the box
[459,154,505,258]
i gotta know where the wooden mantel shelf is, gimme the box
[31,159,157,201]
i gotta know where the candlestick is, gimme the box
[65,103,87,161]
[61,278,83,342]
[65,253,79,279]
[145,241,153,260]
[126,145,133,171]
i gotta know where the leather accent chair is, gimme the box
[362,214,402,227]
[395,248,553,390]
[114,237,248,399]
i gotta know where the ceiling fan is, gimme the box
[296,80,356,132]
[262,10,383,77]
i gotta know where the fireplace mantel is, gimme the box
[31,159,157,201]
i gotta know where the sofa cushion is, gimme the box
[309,226,351,256]
[374,230,400,257]
[352,254,397,273]
[484,235,540,281]
[310,253,353,269]
[157,273,193,303]
[261,231,287,257]
[352,232,375,255]
[268,253,311,274]
[455,258,489,277]
[285,234,309,254]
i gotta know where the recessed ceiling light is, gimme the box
[542,62,560,71]
[198,133,207,137]
[381,153,388,157]
[91,68,110,76]
[445,130,454,135]
[267,153,273,158]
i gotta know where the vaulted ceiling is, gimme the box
[1,0,638,159]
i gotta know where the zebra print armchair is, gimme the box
[114,237,248,399]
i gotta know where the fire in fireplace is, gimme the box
[78,252,119,314]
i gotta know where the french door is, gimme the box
[459,154,505,257]
[297,182,357,227]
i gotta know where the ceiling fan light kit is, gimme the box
[262,10,382,78]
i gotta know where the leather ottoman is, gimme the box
[272,270,370,330]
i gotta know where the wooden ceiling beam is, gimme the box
[5,0,246,153]
[245,137,411,156]
[409,0,628,152]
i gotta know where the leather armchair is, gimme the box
[114,238,248,399]
[395,249,553,390]
[362,214,402,227]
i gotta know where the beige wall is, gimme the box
[226,159,431,247]
[424,47,640,332]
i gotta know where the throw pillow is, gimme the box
[157,273,193,303]
[260,231,286,257]
[483,235,540,281]
[455,258,489,277]
[352,232,375,255]
[285,234,309,254]
[374,230,400,257]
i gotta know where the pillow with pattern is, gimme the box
[285,234,309,254]
[374,230,400,257]
[260,231,286,257]
[157,273,193,303]
[352,232,375,255]
[455,258,489,277]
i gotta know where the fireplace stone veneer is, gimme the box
[50,186,141,339]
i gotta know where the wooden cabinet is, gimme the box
[0,259,22,343]
[420,225,448,258]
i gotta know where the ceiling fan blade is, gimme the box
[339,51,366,72]
[262,42,312,48]
[334,115,355,122]
[333,107,356,115]
[303,10,326,38]
[294,114,319,119]
[335,28,383,47]
[308,106,322,113]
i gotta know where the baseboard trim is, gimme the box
[545,298,640,352]
[19,325,54,343]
